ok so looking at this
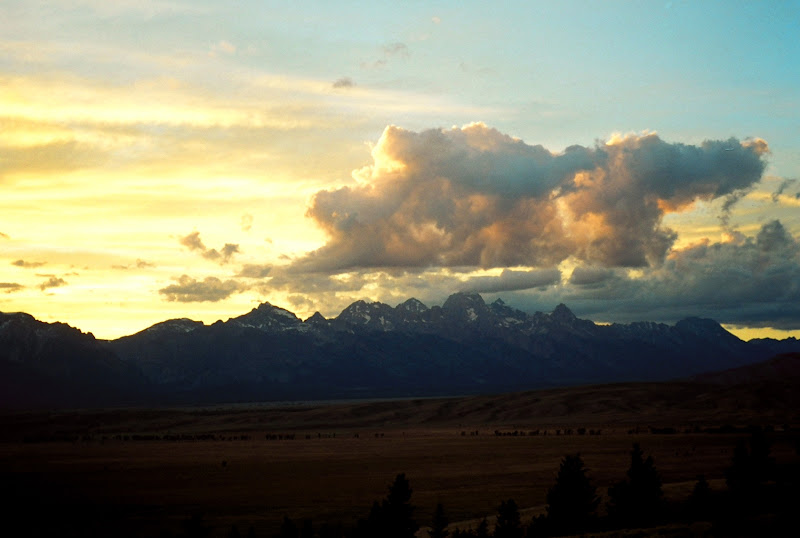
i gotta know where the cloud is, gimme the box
[362,42,410,69]
[39,276,67,291]
[772,178,797,202]
[158,275,244,302]
[11,259,46,268]
[496,219,800,330]
[569,266,617,287]
[332,77,355,89]
[180,231,207,251]
[0,232,9,239]
[112,258,155,270]
[240,213,253,231]
[0,140,107,179]
[236,264,272,278]
[210,40,236,56]
[296,124,769,273]
[0,282,23,293]
[179,232,239,264]
[459,268,561,293]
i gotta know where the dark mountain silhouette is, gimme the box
[2,293,799,408]
[0,312,146,408]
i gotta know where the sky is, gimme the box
[1,0,799,341]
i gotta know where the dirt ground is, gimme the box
[2,400,798,537]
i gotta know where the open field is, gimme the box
[2,379,799,536]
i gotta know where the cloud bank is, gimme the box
[296,124,768,273]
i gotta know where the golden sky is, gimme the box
[2,1,799,340]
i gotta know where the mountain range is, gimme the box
[2,292,798,408]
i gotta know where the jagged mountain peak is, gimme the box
[336,299,394,328]
[442,292,490,323]
[443,292,486,309]
[140,318,204,336]
[304,311,327,324]
[396,297,429,314]
[675,316,740,341]
[231,301,300,329]
[551,303,577,323]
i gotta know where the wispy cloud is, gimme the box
[12,259,46,268]
[0,282,23,293]
[159,275,244,302]
[39,276,67,291]
[179,231,239,264]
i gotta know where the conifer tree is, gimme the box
[494,499,522,538]
[430,502,449,538]
[545,453,598,533]
[356,473,418,538]
[607,443,663,527]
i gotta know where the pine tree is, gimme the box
[607,443,663,527]
[279,516,298,538]
[475,518,489,538]
[356,473,418,538]
[545,453,598,533]
[430,502,449,538]
[494,499,522,538]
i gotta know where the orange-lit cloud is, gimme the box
[297,124,768,272]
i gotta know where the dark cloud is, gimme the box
[569,266,617,287]
[500,219,800,330]
[296,124,768,273]
[236,264,272,278]
[772,178,797,202]
[11,259,46,268]
[159,275,244,302]
[39,276,67,291]
[179,232,239,264]
[459,268,561,293]
[332,77,355,89]
[0,282,23,293]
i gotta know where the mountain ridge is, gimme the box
[2,292,799,408]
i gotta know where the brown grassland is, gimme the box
[2,378,799,536]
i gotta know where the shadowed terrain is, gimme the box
[2,354,798,537]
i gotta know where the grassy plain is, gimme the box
[2,380,799,536]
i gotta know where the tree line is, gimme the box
[180,429,796,537]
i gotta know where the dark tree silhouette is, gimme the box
[726,430,774,497]
[545,453,598,533]
[686,474,712,519]
[607,443,663,527]
[356,473,418,538]
[279,516,298,538]
[227,524,241,538]
[430,502,450,538]
[182,513,211,538]
[475,518,489,538]
[494,499,522,538]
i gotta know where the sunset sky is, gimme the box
[2,1,799,340]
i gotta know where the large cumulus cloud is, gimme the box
[295,123,768,272]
